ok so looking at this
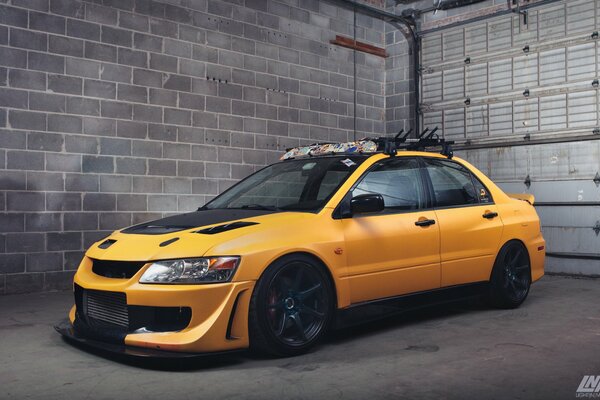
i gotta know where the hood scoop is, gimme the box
[159,237,179,247]
[197,221,259,235]
[98,239,117,249]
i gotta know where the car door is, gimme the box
[341,158,441,304]
[422,158,503,287]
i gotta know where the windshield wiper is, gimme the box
[238,204,280,211]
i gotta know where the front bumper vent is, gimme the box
[84,289,129,328]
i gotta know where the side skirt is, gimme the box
[333,282,489,329]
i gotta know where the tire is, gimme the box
[487,240,532,309]
[248,254,334,357]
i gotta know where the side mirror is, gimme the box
[350,194,384,215]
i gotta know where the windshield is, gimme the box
[204,156,366,212]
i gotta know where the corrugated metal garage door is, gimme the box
[419,0,600,275]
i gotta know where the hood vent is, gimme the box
[197,221,259,235]
[98,239,117,249]
[159,237,179,247]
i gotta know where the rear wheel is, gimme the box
[249,255,334,357]
[487,240,531,309]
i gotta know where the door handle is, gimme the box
[482,211,498,219]
[415,219,436,227]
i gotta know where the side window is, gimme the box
[472,176,492,203]
[424,159,479,207]
[352,158,423,211]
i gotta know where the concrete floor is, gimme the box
[1,275,599,400]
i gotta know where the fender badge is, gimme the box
[334,247,343,255]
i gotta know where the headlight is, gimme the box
[139,257,240,284]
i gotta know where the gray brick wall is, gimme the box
[0,0,403,294]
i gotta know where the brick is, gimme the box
[148,194,177,211]
[117,120,147,139]
[47,232,82,251]
[101,63,132,83]
[0,88,28,108]
[44,271,76,291]
[164,177,191,194]
[164,38,191,58]
[5,273,44,294]
[66,58,100,78]
[25,213,61,232]
[133,176,162,193]
[117,194,147,211]
[134,0,166,18]
[133,104,162,123]
[9,110,46,130]
[0,170,26,190]
[65,173,99,191]
[85,3,117,25]
[101,101,132,119]
[0,214,24,232]
[50,0,84,17]
[133,32,162,52]
[164,4,192,24]
[100,175,131,192]
[118,48,147,68]
[45,153,81,172]
[82,155,114,173]
[206,96,230,113]
[243,149,267,164]
[7,150,44,171]
[115,157,146,174]
[100,137,131,156]
[150,53,177,73]
[148,159,176,176]
[10,28,47,51]
[179,59,206,78]
[27,131,64,151]
[164,143,190,159]
[66,97,100,116]
[205,128,230,146]
[177,160,205,177]
[132,140,161,158]
[118,84,147,103]
[26,170,64,191]
[103,0,134,11]
[85,42,117,63]
[120,11,149,31]
[179,93,205,110]
[29,11,65,34]
[149,17,177,38]
[218,114,243,131]
[192,45,218,63]
[64,251,85,270]
[46,192,81,211]
[149,88,177,106]
[29,92,66,113]
[0,254,26,274]
[48,74,82,95]
[205,162,230,178]
[133,69,162,88]
[83,193,115,211]
[163,74,191,91]
[8,69,46,90]
[66,134,100,155]
[28,52,64,74]
[49,35,83,58]
[63,212,97,231]
[6,232,45,252]
[148,124,177,141]
[0,47,27,68]
[165,108,191,125]
[0,5,28,27]
[99,213,131,230]
[13,0,48,12]
[6,192,44,211]
[84,79,116,99]
[67,19,100,40]
[102,26,132,47]
[48,114,82,133]
[192,144,218,161]
[192,178,218,194]
[83,117,115,136]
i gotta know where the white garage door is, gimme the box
[418,0,600,275]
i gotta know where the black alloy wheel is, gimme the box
[488,240,532,309]
[249,255,333,357]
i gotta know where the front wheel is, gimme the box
[487,240,532,309]
[248,255,334,357]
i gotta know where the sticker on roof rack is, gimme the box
[280,140,378,160]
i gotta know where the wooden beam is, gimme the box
[329,35,388,58]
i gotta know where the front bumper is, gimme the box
[61,257,255,354]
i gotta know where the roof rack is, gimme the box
[369,126,454,158]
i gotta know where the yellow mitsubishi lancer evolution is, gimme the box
[56,133,545,358]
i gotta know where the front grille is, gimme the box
[84,289,129,328]
[92,259,146,279]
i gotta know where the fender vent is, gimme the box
[197,221,258,234]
